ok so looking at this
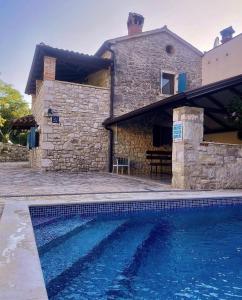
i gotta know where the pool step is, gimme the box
[38,218,95,255]
[48,220,158,299]
[34,215,93,249]
[106,221,171,299]
[40,218,127,285]
[32,216,63,229]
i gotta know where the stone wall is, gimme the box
[113,118,171,176]
[172,106,242,189]
[30,80,45,169]
[0,142,28,162]
[204,131,242,145]
[111,31,202,116]
[87,69,110,88]
[29,148,42,169]
[195,142,242,189]
[30,80,110,171]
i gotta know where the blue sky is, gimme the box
[0,0,242,104]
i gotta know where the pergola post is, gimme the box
[172,106,204,189]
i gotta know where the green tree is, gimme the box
[0,80,30,143]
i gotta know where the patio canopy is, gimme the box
[11,115,36,130]
[103,74,242,134]
[25,43,112,95]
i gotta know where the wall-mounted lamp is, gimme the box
[47,108,53,117]
[47,108,60,124]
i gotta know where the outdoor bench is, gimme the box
[146,150,172,176]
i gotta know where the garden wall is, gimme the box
[0,142,28,162]
[172,106,242,189]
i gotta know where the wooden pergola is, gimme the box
[103,74,242,134]
[11,115,36,130]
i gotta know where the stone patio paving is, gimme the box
[0,162,172,198]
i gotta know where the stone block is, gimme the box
[41,142,55,150]
[41,158,53,168]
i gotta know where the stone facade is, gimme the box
[30,80,110,171]
[0,142,28,162]
[86,69,110,88]
[172,106,242,189]
[110,31,202,116]
[113,117,171,176]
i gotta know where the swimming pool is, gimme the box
[31,200,242,299]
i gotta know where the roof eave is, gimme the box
[25,44,113,95]
[25,44,41,95]
[103,74,242,127]
[103,93,186,127]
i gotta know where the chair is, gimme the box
[113,157,130,175]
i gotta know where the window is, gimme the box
[165,45,175,55]
[161,72,175,95]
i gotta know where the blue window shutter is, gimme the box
[27,132,31,149]
[178,73,187,93]
[30,127,36,149]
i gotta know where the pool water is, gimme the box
[31,205,242,299]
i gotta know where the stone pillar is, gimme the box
[43,56,56,80]
[172,106,204,189]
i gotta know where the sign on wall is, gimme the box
[52,116,59,124]
[173,121,183,141]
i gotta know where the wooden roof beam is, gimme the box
[229,87,242,98]
[205,111,231,129]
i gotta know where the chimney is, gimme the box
[220,26,235,44]
[127,12,144,36]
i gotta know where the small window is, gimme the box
[166,45,175,55]
[161,72,175,95]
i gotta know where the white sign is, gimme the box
[173,121,183,141]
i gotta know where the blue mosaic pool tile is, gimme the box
[29,197,242,218]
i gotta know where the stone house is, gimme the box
[24,13,242,189]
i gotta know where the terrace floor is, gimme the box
[0,162,173,199]
[1,162,242,205]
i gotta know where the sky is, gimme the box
[0,0,242,104]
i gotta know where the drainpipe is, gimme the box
[105,43,115,172]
